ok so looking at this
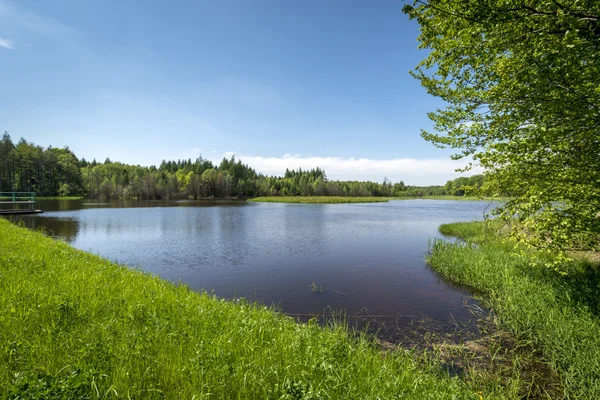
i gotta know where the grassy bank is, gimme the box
[248,195,477,204]
[248,196,392,203]
[0,218,493,399]
[429,221,600,398]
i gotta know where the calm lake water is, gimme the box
[6,199,494,339]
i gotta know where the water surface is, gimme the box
[7,199,494,338]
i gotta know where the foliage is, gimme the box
[444,175,483,197]
[403,1,600,251]
[0,219,492,399]
[430,221,600,398]
[0,133,84,196]
[0,133,483,200]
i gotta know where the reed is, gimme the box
[247,195,480,204]
[429,221,600,398]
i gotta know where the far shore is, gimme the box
[248,195,490,204]
[30,195,504,204]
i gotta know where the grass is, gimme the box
[248,195,481,204]
[310,282,323,293]
[429,220,600,399]
[0,218,498,399]
[438,220,504,243]
[407,195,500,201]
[248,196,393,203]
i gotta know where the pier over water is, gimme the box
[0,192,43,214]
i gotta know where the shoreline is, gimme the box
[4,215,582,397]
[0,218,483,398]
[247,195,487,204]
[428,221,600,398]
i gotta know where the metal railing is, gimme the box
[0,192,36,210]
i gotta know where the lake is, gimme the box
[6,199,494,341]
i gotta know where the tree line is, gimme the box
[0,133,482,199]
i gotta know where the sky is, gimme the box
[0,0,474,185]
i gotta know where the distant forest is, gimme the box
[0,133,483,199]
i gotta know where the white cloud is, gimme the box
[209,154,482,185]
[0,37,14,49]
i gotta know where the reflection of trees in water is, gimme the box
[4,216,80,243]
[36,200,87,212]
[36,198,248,212]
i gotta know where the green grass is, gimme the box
[248,196,393,203]
[429,221,600,399]
[248,195,481,204]
[438,220,507,243]
[404,195,495,201]
[0,218,496,399]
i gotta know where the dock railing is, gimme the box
[0,192,37,210]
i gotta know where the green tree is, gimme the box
[202,168,219,197]
[0,132,16,192]
[404,0,600,250]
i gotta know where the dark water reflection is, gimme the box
[6,199,493,339]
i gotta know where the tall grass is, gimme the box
[248,196,392,203]
[0,218,492,399]
[429,221,600,398]
[248,196,476,204]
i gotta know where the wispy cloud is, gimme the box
[0,0,75,43]
[207,154,482,185]
[0,37,14,49]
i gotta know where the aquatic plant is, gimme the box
[310,282,323,293]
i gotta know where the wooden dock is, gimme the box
[0,192,43,215]
[0,209,43,215]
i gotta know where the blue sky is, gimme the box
[0,0,470,185]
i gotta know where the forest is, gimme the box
[0,132,482,199]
